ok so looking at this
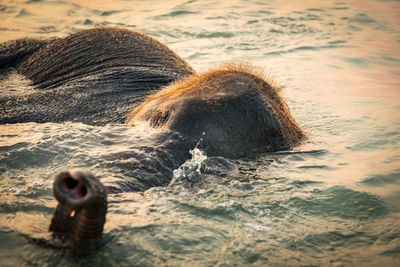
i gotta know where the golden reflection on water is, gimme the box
[0,0,190,41]
[1,0,399,103]
[68,0,189,11]
[0,0,398,192]
[0,1,399,265]
[0,123,45,147]
[0,0,399,197]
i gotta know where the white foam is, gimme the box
[169,148,207,186]
[244,223,270,232]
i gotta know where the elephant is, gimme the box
[0,27,305,251]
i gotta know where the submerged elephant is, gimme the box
[0,27,194,125]
[0,27,305,250]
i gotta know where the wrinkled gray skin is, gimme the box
[1,27,304,252]
[0,27,194,125]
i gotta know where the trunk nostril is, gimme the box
[60,176,79,191]
[60,176,88,199]
[76,182,87,198]
[51,169,107,250]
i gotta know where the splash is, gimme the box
[169,148,207,187]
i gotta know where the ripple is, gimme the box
[360,170,400,187]
[101,10,123,16]
[15,8,32,17]
[349,13,376,25]
[289,186,388,220]
[196,31,234,38]
[155,10,198,19]
[1,0,400,265]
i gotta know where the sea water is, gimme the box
[0,0,399,266]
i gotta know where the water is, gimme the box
[1,0,400,265]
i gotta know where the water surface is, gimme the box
[1,0,400,266]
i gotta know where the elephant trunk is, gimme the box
[49,169,107,250]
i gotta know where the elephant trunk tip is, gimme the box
[59,173,88,200]
[50,169,107,251]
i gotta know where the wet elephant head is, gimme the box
[47,64,305,252]
[126,63,305,158]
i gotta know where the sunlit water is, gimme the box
[1,0,400,266]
